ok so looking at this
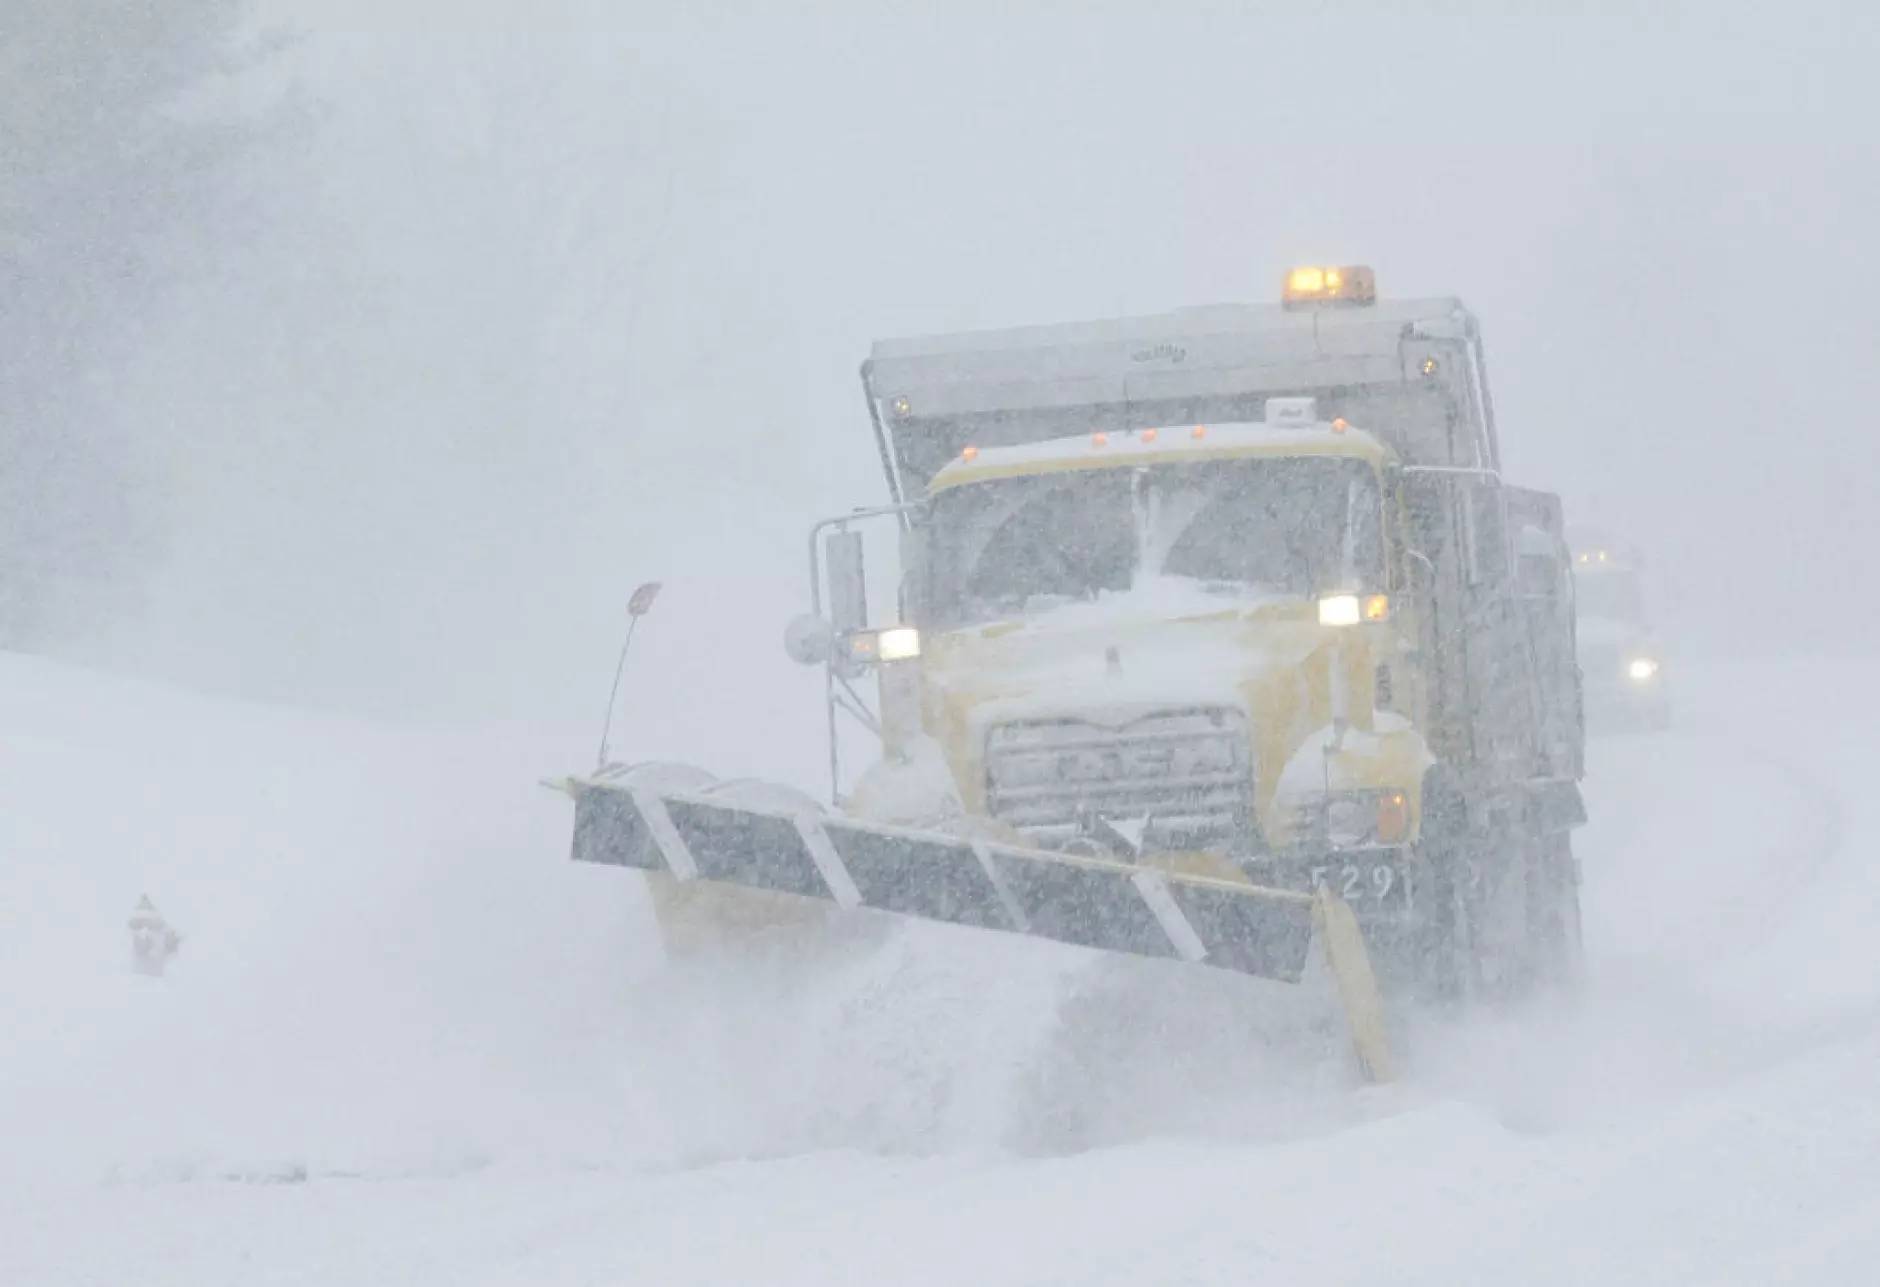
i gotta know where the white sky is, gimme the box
[112,0,1880,786]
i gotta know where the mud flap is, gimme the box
[558,776,1395,1083]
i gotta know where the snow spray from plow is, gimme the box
[550,770,1393,1083]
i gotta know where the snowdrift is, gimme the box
[4,652,1879,1284]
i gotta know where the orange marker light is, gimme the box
[1191,425,1207,439]
[961,445,979,462]
[1377,791,1409,844]
[1141,428,1158,443]
[1331,417,1349,433]
[1288,266,1326,294]
[1093,433,1109,447]
[1364,594,1390,622]
[1282,264,1378,308]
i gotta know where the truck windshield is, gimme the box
[925,457,1384,629]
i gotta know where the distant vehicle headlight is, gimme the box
[1627,657,1659,682]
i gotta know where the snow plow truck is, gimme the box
[554,266,1587,1082]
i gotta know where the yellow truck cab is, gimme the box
[873,414,1430,876]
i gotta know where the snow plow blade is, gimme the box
[554,775,1392,1082]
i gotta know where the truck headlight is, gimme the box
[845,626,922,665]
[1319,594,1360,627]
[876,627,922,662]
[1627,657,1659,682]
[1318,594,1388,627]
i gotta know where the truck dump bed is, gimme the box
[863,297,1500,495]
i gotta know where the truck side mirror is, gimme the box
[826,529,868,637]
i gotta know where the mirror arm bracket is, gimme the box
[807,502,927,617]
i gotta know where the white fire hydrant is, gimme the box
[128,895,182,977]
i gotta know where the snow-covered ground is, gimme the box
[3,652,1876,1284]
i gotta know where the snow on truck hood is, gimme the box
[925,579,1323,735]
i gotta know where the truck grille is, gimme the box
[984,708,1255,853]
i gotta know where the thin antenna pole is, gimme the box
[595,616,640,770]
[596,581,662,771]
